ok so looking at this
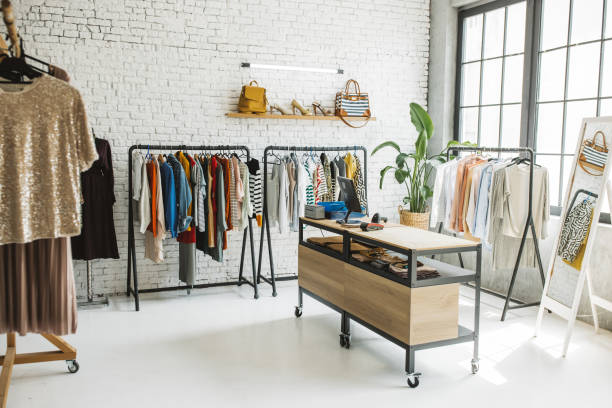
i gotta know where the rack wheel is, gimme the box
[66,360,79,374]
[339,333,351,349]
[254,293,259,299]
[406,374,420,388]
[272,291,278,297]
[294,306,303,317]
[471,359,479,374]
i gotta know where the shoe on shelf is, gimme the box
[291,99,312,115]
[270,103,291,115]
[312,101,333,116]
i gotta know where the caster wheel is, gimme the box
[294,306,303,317]
[471,360,479,374]
[407,376,419,388]
[254,293,259,299]
[339,334,350,349]
[66,360,79,374]
[272,291,278,297]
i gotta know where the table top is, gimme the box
[301,217,479,252]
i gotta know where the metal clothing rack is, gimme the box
[127,144,259,311]
[445,146,546,321]
[77,260,109,308]
[257,145,368,296]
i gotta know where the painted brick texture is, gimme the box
[12,0,430,297]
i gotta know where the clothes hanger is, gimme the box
[0,38,44,83]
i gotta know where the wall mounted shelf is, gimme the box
[225,113,375,121]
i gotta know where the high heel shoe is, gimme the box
[270,104,291,115]
[291,99,312,115]
[312,101,332,116]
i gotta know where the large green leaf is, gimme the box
[415,130,427,159]
[379,165,394,189]
[394,169,408,183]
[395,152,410,169]
[372,141,401,156]
[410,103,434,140]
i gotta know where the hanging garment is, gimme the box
[0,75,98,245]
[291,154,301,231]
[460,160,486,234]
[297,161,307,219]
[177,153,196,243]
[321,153,333,202]
[266,164,280,227]
[146,159,158,237]
[353,155,367,210]
[196,157,211,253]
[330,161,340,201]
[247,158,262,226]
[0,237,77,336]
[212,162,228,262]
[464,163,486,234]
[472,164,494,240]
[71,138,119,260]
[49,65,70,82]
[313,163,327,204]
[179,242,196,285]
[167,154,192,233]
[557,199,595,266]
[132,151,144,200]
[429,160,453,228]
[287,160,296,229]
[238,161,252,231]
[196,158,207,232]
[159,160,177,238]
[139,160,152,233]
[231,157,243,230]
[145,159,166,263]
[209,157,218,249]
[334,156,347,178]
[304,160,315,206]
[191,154,203,231]
[221,158,232,248]
[344,152,357,179]
[278,160,290,233]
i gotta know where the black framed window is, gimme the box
[455,0,612,221]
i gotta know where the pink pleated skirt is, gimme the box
[0,237,77,336]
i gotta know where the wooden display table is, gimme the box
[296,217,481,388]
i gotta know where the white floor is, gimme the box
[2,281,612,407]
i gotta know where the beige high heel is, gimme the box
[312,101,332,116]
[270,104,291,115]
[291,99,312,115]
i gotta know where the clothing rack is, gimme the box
[127,144,259,311]
[77,261,109,308]
[257,145,368,296]
[444,146,546,321]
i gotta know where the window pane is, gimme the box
[600,98,612,115]
[505,2,526,54]
[540,0,570,50]
[480,106,500,146]
[564,100,597,152]
[570,0,603,44]
[536,102,564,153]
[461,62,481,106]
[501,104,521,147]
[460,107,479,143]
[601,40,612,97]
[567,43,601,99]
[538,49,567,101]
[463,14,484,62]
[483,8,505,59]
[481,59,502,105]
[503,54,524,103]
[536,155,561,206]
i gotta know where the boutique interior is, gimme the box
[1,0,612,407]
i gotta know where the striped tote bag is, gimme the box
[335,79,371,128]
[579,130,608,176]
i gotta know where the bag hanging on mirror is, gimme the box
[578,130,608,176]
[238,80,267,114]
[335,79,371,128]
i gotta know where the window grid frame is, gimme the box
[455,0,612,224]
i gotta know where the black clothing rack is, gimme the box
[444,146,546,321]
[127,144,258,311]
[257,145,368,297]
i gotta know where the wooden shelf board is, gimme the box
[225,112,375,121]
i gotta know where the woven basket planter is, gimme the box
[398,207,430,230]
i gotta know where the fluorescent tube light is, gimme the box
[241,62,343,75]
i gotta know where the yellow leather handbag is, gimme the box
[238,80,268,113]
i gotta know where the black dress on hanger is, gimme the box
[71,138,119,260]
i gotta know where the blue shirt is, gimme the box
[159,162,178,238]
[472,164,493,242]
[167,154,192,233]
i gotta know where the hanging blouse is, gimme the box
[71,138,119,260]
[0,75,98,244]
[557,199,595,267]
[139,160,151,234]
[304,160,315,206]
[247,158,262,226]
[145,159,166,263]
[353,155,367,210]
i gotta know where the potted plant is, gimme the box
[372,102,471,229]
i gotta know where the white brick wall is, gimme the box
[13,0,430,297]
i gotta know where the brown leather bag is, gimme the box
[238,80,267,113]
[578,130,608,176]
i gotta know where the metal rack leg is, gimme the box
[339,311,351,349]
[238,228,248,285]
[472,246,481,374]
[405,348,421,388]
[531,222,546,285]
[257,215,266,284]
[265,212,277,297]
[294,287,303,317]
[131,233,140,311]
[501,223,530,321]
[248,218,259,299]
[127,228,132,295]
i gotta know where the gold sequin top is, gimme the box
[0,75,98,244]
